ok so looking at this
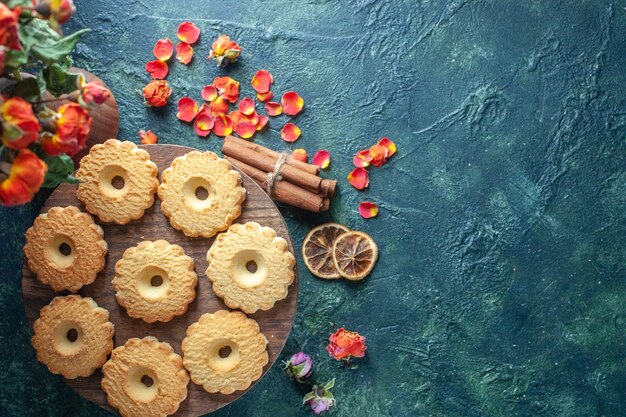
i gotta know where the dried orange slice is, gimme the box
[332,231,378,280]
[302,223,349,279]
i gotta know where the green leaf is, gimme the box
[3,49,28,69]
[7,0,32,8]
[41,154,79,188]
[42,63,79,97]
[19,19,90,64]
[302,391,315,404]
[12,77,40,101]
[324,378,335,390]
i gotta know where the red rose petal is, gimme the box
[201,85,218,102]
[244,111,260,126]
[228,110,246,126]
[312,150,330,169]
[369,144,389,167]
[358,201,378,219]
[153,38,173,61]
[281,91,304,116]
[348,167,369,190]
[291,148,308,163]
[265,102,283,116]
[145,60,168,79]
[176,97,199,122]
[378,137,396,157]
[235,121,256,139]
[353,149,373,168]
[251,69,273,93]
[238,97,255,116]
[281,123,301,142]
[177,22,200,44]
[138,130,158,144]
[256,115,268,131]
[176,42,193,64]
[194,112,214,137]
[256,91,274,103]
[212,114,233,137]
[209,96,229,114]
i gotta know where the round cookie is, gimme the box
[76,139,158,224]
[182,310,268,394]
[32,295,114,379]
[24,206,107,292]
[158,151,245,238]
[113,240,197,323]
[206,222,295,313]
[102,337,188,417]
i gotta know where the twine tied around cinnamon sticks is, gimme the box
[221,135,336,212]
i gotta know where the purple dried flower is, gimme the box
[283,351,313,383]
[303,379,336,415]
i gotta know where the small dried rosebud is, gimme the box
[51,0,75,24]
[303,379,336,415]
[208,34,241,67]
[80,81,111,107]
[283,352,313,383]
[327,328,367,362]
[138,129,157,144]
[143,80,172,107]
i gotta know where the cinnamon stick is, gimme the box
[224,135,320,175]
[222,139,322,192]
[225,156,325,212]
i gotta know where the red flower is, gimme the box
[0,47,6,75]
[42,103,91,156]
[208,34,241,66]
[0,149,48,206]
[1,96,41,150]
[143,80,172,107]
[50,0,75,24]
[0,3,21,51]
[327,328,367,361]
[80,80,111,106]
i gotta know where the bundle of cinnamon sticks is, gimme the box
[222,135,336,212]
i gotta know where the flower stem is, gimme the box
[11,69,22,81]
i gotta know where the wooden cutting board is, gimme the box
[21,144,299,416]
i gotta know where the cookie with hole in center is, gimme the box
[158,151,246,238]
[182,310,268,394]
[206,222,295,313]
[32,295,114,379]
[113,240,197,323]
[102,337,189,417]
[24,206,107,292]
[76,139,158,224]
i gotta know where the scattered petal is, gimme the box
[194,111,214,137]
[378,137,396,157]
[177,22,200,44]
[201,85,218,102]
[139,130,158,144]
[176,42,193,64]
[312,150,331,169]
[176,97,199,122]
[256,91,274,102]
[265,102,283,116]
[213,76,240,103]
[244,111,260,126]
[228,110,246,126]
[209,96,229,114]
[291,148,308,163]
[145,59,168,79]
[358,202,378,219]
[369,144,389,167]
[153,38,173,61]
[238,97,255,116]
[347,167,369,190]
[281,91,304,116]
[251,69,273,93]
[256,115,268,131]
[235,121,256,139]
[281,123,301,142]
[353,149,373,168]
[212,114,234,137]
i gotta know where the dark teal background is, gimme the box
[1,1,626,416]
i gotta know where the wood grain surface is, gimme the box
[21,144,299,417]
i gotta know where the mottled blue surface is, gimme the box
[1,1,626,416]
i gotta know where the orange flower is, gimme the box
[0,3,21,50]
[327,328,367,361]
[1,96,41,150]
[0,149,48,206]
[138,129,157,144]
[50,0,75,24]
[208,34,241,66]
[143,80,172,107]
[42,103,91,156]
[213,76,240,103]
